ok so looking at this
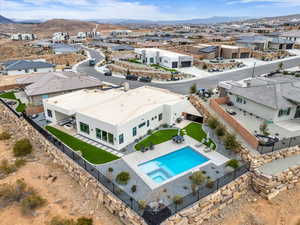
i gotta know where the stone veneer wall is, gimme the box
[252,165,300,200]
[162,173,251,225]
[0,104,147,225]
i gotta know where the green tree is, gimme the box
[215,125,225,137]
[278,62,283,70]
[224,133,240,151]
[207,117,219,130]
[189,84,197,94]
[116,171,130,185]
[172,195,183,205]
[189,171,205,195]
[259,121,270,136]
[226,159,240,170]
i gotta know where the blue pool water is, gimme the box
[138,146,209,184]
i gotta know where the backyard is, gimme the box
[0,91,26,112]
[135,122,216,150]
[45,126,119,164]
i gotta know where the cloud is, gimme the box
[227,0,300,6]
[0,0,179,20]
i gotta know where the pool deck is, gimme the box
[123,136,229,190]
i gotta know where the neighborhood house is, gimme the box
[0,60,55,75]
[135,48,193,69]
[43,86,201,150]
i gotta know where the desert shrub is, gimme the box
[49,217,76,225]
[226,159,240,170]
[13,138,32,157]
[15,159,26,168]
[116,172,130,185]
[0,159,16,175]
[21,192,46,215]
[76,217,93,225]
[0,180,29,206]
[0,131,11,140]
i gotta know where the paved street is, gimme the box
[78,48,300,94]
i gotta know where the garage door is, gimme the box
[240,53,250,58]
[181,61,192,67]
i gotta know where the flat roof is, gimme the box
[135,48,190,58]
[44,86,189,125]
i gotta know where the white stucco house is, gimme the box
[218,76,300,123]
[11,33,37,41]
[134,48,193,69]
[1,60,55,76]
[280,30,300,45]
[43,86,201,151]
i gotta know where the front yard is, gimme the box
[0,91,26,112]
[46,126,119,164]
[135,122,216,150]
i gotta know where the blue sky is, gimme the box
[1,0,300,20]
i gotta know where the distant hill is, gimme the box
[95,16,250,25]
[0,15,15,24]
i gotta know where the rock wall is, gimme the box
[252,165,300,200]
[162,173,251,225]
[0,104,146,225]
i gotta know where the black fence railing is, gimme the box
[0,99,249,225]
[257,135,300,154]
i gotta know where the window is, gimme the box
[47,109,52,118]
[236,96,244,104]
[79,122,89,134]
[33,68,37,72]
[138,122,146,128]
[96,128,102,139]
[108,133,114,144]
[150,57,154,63]
[147,120,150,127]
[25,69,29,73]
[278,108,291,117]
[102,131,108,142]
[132,127,137,136]
[158,113,163,121]
[119,134,124,144]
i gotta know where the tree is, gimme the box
[131,185,137,193]
[224,133,240,151]
[207,117,219,130]
[259,121,270,136]
[226,159,240,170]
[189,171,205,195]
[202,64,208,70]
[278,62,284,70]
[116,171,130,185]
[107,167,114,181]
[189,84,197,94]
[126,69,130,75]
[215,125,225,137]
[172,195,183,205]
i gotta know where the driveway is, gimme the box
[78,48,300,94]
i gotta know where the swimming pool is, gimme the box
[138,146,209,184]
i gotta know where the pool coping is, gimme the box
[123,136,229,190]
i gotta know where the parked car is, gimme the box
[6,101,17,106]
[226,108,237,116]
[30,114,39,119]
[139,77,152,83]
[126,74,139,80]
[103,68,112,76]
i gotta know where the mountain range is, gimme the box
[0,15,15,24]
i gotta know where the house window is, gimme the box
[132,127,137,136]
[96,128,102,139]
[47,109,52,118]
[278,108,291,117]
[150,57,154,63]
[102,131,108,141]
[119,134,124,144]
[147,120,150,127]
[33,68,37,72]
[236,96,244,104]
[158,113,163,121]
[138,122,146,128]
[25,69,29,73]
[108,133,114,144]
[79,122,89,134]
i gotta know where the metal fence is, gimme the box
[257,135,300,154]
[0,99,249,225]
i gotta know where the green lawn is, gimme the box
[45,126,119,164]
[134,122,216,151]
[0,91,26,112]
[135,129,180,150]
[128,58,142,64]
[184,122,216,149]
